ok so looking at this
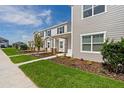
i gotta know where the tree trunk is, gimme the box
[37,47,40,54]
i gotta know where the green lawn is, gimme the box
[10,55,38,64]
[19,60,124,88]
[2,48,21,56]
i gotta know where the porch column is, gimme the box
[65,38,68,53]
[53,38,57,54]
[45,40,47,52]
[51,38,54,53]
[53,38,56,48]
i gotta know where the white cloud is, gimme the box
[39,10,51,16]
[38,9,52,25]
[22,35,33,43]
[0,6,52,26]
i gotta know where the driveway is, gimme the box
[0,49,37,88]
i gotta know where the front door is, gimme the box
[59,40,65,52]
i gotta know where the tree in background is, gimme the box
[20,44,28,50]
[12,41,28,50]
[34,33,43,53]
[28,41,32,51]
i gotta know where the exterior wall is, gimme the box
[64,25,68,33]
[67,22,71,32]
[51,28,57,36]
[67,35,71,50]
[72,5,124,62]
[66,35,72,56]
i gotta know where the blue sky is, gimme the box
[0,5,71,44]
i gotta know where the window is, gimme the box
[93,34,104,51]
[82,35,91,51]
[46,30,51,36]
[47,42,50,48]
[82,5,105,18]
[60,41,63,48]
[57,26,64,34]
[94,5,105,15]
[83,5,92,18]
[81,32,105,52]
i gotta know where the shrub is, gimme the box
[101,38,124,73]
[20,44,28,50]
[1,45,5,48]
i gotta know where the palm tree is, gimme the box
[34,33,43,53]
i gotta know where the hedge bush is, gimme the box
[20,44,28,50]
[101,38,124,73]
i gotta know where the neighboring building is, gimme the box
[0,37,9,48]
[34,21,72,56]
[72,5,124,62]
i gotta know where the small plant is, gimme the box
[101,38,124,73]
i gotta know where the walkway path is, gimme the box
[16,55,57,66]
[17,53,65,66]
[0,49,37,88]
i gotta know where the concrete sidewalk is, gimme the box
[0,49,37,88]
[16,53,65,66]
[16,55,57,66]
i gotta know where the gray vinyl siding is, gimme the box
[72,5,124,62]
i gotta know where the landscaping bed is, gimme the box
[32,52,55,58]
[21,50,45,54]
[20,60,124,88]
[49,56,124,81]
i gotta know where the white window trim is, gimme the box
[57,26,65,34]
[80,31,106,53]
[81,5,107,20]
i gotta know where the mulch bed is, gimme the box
[32,52,54,58]
[21,50,45,53]
[49,56,124,81]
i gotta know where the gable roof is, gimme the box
[34,21,69,34]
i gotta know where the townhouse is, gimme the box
[34,5,124,62]
[72,5,124,62]
[35,21,72,56]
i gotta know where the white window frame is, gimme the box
[80,31,106,53]
[81,5,107,19]
[59,41,64,49]
[46,30,51,36]
[57,26,64,34]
